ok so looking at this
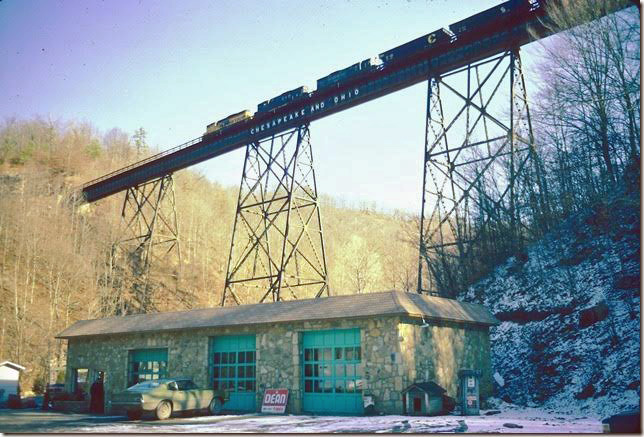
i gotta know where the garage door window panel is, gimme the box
[128,348,168,387]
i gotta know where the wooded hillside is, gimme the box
[0,118,418,391]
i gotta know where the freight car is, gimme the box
[317,62,360,90]
[257,86,310,114]
[205,109,253,135]
[317,56,382,90]
[378,28,453,64]
[449,0,525,35]
[203,1,532,139]
[360,56,383,72]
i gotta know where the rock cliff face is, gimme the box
[460,172,640,417]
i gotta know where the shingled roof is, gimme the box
[56,290,499,339]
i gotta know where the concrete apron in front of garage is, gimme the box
[0,409,605,433]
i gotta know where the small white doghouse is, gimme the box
[403,381,446,416]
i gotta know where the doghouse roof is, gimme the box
[403,381,447,395]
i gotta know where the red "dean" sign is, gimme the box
[261,389,289,414]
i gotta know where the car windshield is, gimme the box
[176,380,197,390]
[127,381,162,391]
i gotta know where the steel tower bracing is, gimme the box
[222,124,329,305]
[113,174,182,310]
[417,49,546,296]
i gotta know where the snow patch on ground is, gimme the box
[48,407,603,433]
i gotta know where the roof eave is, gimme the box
[56,309,498,340]
[54,311,412,340]
[405,312,500,327]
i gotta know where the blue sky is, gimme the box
[0,0,543,212]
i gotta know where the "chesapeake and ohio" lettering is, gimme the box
[250,88,360,135]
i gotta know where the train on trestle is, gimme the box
[203,0,531,136]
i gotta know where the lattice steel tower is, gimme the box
[222,124,329,305]
[417,48,547,296]
[113,174,182,311]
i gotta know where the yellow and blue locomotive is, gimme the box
[205,109,253,135]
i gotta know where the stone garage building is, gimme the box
[56,290,499,415]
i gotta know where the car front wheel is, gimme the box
[209,397,223,415]
[155,400,172,420]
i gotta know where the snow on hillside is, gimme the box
[461,178,641,419]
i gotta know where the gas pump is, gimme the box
[458,369,481,415]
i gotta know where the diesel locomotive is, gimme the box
[203,0,533,137]
[205,109,253,135]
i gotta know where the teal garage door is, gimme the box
[209,335,256,412]
[302,328,363,415]
[127,348,168,387]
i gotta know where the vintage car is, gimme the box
[110,378,229,420]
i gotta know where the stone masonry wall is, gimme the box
[360,316,405,413]
[397,317,493,401]
[64,315,492,415]
[65,324,257,413]
[361,317,492,413]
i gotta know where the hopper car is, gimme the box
[449,0,526,35]
[317,56,382,90]
[379,27,453,63]
[257,86,310,114]
[204,0,532,136]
